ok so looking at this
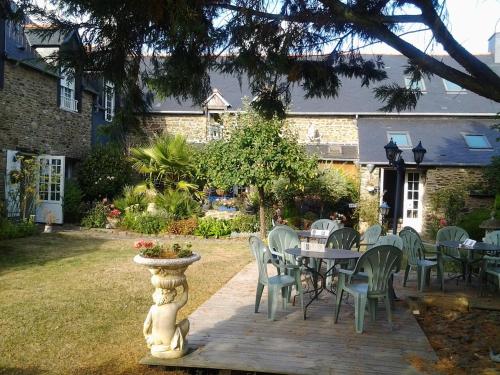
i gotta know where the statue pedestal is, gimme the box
[134,253,201,359]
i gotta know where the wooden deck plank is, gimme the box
[142,262,436,375]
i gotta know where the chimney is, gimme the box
[489,32,500,63]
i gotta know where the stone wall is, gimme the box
[287,116,358,144]
[422,167,492,237]
[141,113,359,145]
[0,60,94,200]
[141,113,207,143]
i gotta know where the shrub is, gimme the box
[355,196,380,226]
[195,217,232,238]
[458,208,491,240]
[81,202,108,228]
[429,185,468,225]
[64,180,84,223]
[78,145,132,201]
[113,185,148,212]
[122,211,170,234]
[167,217,198,235]
[155,189,201,219]
[230,214,259,233]
[0,218,37,240]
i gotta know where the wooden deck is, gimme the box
[141,262,437,374]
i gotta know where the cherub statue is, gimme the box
[143,281,190,358]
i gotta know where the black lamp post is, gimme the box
[384,139,426,234]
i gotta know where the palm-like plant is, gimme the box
[130,134,197,192]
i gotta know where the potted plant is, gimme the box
[44,211,55,233]
[133,240,200,359]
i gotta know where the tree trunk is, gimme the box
[258,186,267,239]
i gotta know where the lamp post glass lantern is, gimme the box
[379,201,390,227]
[383,138,426,234]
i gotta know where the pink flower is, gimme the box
[108,209,121,218]
[439,218,447,227]
[143,241,154,249]
[134,240,144,249]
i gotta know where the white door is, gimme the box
[5,150,21,218]
[35,155,65,224]
[402,171,424,232]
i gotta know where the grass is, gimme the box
[0,231,252,375]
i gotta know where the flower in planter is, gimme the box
[134,240,193,259]
[439,218,448,228]
[108,208,121,219]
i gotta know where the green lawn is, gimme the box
[0,231,252,375]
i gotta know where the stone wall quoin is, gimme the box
[0,61,93,160]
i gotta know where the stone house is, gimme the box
[0,13,115,223]
[140,34,500,236]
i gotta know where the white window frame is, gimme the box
[462,134,492,150]
[404,76,426,92]
[104,81,115,122]
[442,79,466,94]
[60,69,78,112]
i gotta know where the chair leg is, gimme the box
[354,294,368,333]
[403,265,410,287]
[438,257,445,292]
[384,293,393,330]
[334,289,344,324]
[255,283,264,313]
[368,298,377,321]
[417,265,423,292]
[281,286,288,310]
[268,285,279,320]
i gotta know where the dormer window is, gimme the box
[404,76,426,92]
[104,81,115,122]
[443,79,466,94]
[60,69,78,112]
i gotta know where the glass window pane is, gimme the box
[388,132,411,147]
[464,135,490,149]
[406,210,412,218]
[443,79,465,92]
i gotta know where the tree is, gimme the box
[201,108,317,237]
[6,0,500,117]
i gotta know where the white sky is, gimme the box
[365,0,500,54]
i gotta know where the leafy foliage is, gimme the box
[429,185,469,225]
[0,218,37,240]
[195,217,232,239]
[230,214,259,233]
[355,196,380,227]
[81,201,108,228]
[12,0,500,119]
[201,107,316,236]
[121,211,170,234]
[63,179,84,223]
[78,145,132,201]
[166,217,199,235]
[112,185,149,212]
[457,208,491,241]
[7,156,38,220]
[155,189,201,220]
[485,156,500,193]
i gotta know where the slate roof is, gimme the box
[358,117,500,166]
[149,54,500,115]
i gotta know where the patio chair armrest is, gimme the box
[338,268,356,283]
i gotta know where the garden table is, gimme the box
[437,240,500,284]
[285,247,361,319]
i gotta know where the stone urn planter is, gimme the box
[134,253,201,359]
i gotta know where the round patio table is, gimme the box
[285,247,361,319]
[437,240,500,284]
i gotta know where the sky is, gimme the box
[365,0,500,55]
